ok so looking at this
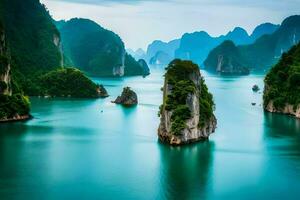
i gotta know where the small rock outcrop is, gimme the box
[97,85,109,98]
[158,59,217,145]
[113,87,138,106]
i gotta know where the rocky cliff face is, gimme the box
[53,33,64,67]
[158,60,217,145]
[0,24,12,95]
[56,18,147,77]
[0,23,30,122]
[265,101,300,118]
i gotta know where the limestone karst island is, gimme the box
[158,59,216,145]
[0,0,300,199]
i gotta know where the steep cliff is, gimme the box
[0,22,11,95]
[264,42,300,118]
[158,59,217,145]
[0,0,109,100]
[204,40,250,75]
[56,18,149,77]
[0,0,63,95]
[0,20,30,122]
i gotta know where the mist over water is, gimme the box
[0,68,300,199]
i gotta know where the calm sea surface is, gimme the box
[0,68,300,199]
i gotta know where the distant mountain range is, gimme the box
[140,22,279,67]
[204,15,300,73]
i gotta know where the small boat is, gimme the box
[252,85,260,92]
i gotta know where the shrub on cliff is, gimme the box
[0,94,30,120]
[199,79,215,128]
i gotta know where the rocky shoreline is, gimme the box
[158,116,217,145]
[265,101,300,118]
[0,115,32,123]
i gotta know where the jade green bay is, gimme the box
[1,69,300,199]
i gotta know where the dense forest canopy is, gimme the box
[39,68,107,98]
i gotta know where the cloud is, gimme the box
[45,0,300,11]
[42,0,300,49]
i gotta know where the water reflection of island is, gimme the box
[157,141,215,199]
[264,112,300,154]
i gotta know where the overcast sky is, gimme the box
[41,0,300,50]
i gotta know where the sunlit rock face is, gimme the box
[0,24,11,95]
[113,87,138,106]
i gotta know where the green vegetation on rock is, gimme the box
[39,68,108,98]
[161,59,215,135]
[0,0,62,94]
[0,55,9,74]
[199,79,215,128]
[170,105,191,135]
[264,43,300,110]
[0,94,30,120]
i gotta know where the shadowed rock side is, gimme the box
[204,40,250,75]
[264,42,300,118]
[113,87,138,106]
[158,59,217,145]
[138,59,150,76]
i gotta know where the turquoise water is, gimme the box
[0,69,300,199]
